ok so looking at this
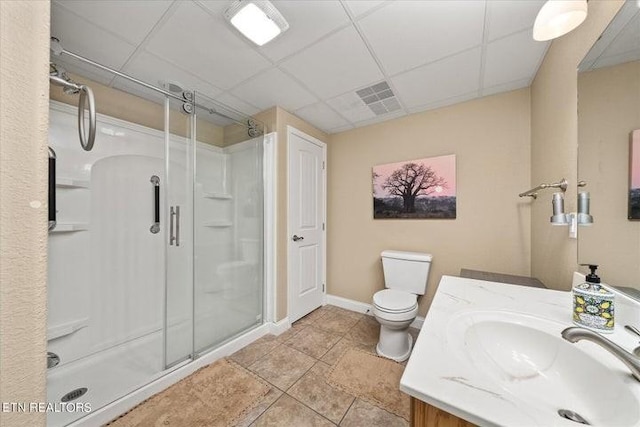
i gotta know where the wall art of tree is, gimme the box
[373,156,456,219]
[382,162,446,213]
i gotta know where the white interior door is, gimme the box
[288,126,326,323]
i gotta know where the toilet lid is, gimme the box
[373,289,417,312]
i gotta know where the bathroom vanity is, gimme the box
[400,275,640,427]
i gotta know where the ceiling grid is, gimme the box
[51,0,555,134]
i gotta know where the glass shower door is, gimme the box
[47,83,183,426]
[192,92,265,354]
[164,95,194,368]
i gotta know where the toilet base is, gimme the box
[376,329,413,362]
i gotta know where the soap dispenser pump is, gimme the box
[572,264,614,333]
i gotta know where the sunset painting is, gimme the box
[373,154,456,219]
[630,130,640,220]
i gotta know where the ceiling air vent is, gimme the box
[355,81,401,116]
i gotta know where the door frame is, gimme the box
[286,126,327,322]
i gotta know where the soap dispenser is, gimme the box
[572,265,614,333]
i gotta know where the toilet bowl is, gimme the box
[373,289,418,361]
[373,250,432,362]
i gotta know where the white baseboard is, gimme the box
[325,294,425,329]
[269,317,291,335]
[71,323,272,427]
[325,294,373,315]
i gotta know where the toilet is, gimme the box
[373,250,433,362]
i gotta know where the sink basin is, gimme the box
[447,311,640,426]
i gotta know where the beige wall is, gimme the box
[0,2,50,426]
[530,0,624,290]
[50,73,224,146]
[578,61,640,286]
[328,89,532,316]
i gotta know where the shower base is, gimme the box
[48,313,269,426]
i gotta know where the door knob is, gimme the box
[292,235,304,242]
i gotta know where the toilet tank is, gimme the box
[381,250,433,295]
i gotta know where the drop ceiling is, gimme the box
[51,0,552,134]
[579,0,640,72]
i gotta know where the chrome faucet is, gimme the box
[562,327,640,381]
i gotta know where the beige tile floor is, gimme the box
[230,305,420,427]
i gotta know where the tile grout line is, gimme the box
[284,392,340,426]
[243,385,286,426]
[337,396,358,426]
[241,322,308,372]
[249,305,400,426]
[285,358,356,426]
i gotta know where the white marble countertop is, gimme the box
[400,275,640,427]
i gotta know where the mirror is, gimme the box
[577,0,640,293]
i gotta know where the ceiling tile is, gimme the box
[294,102,349,132]
[196,0,229,15]
[258,1,350,62]
[408,91,479,114]
[483,30,548,88]
[51,3,137,70]
[359,0,485,75]
[280,26,383,99]
[230,68,318,111]
[145,2,272,90]
[192,90,257,126]
[214,93,262,117]
[580,2,639,71]
[343,0,387,18]
[328,124,355,134]
[327,92,376,123]
[110,77,166,105]
[593,48,640,70]
[486,0,545,41]
[391,48,482,109]
[122,51,223,100]
[482,77,530,97]
[352,109,406,128]
[54,0,173,45]
[597,12,640,61]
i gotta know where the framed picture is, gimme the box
[629,130,640,220]
[373,154,456,219]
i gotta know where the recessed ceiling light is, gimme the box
[533,0,588,41]
[224,0,289,46]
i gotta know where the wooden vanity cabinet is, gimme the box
[411,397,476,427]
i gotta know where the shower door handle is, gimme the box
[170,206,180,246]
[48,147,57,231]
[150,175,160,234]
[175,206,180,247]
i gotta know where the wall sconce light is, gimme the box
[577,191,594,225]
[224,0,289,46]
[549,191,593,238]
[533,0,588,41]
[550,192,570,225]
[520,179,593,238]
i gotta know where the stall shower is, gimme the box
[47,42,268,426]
